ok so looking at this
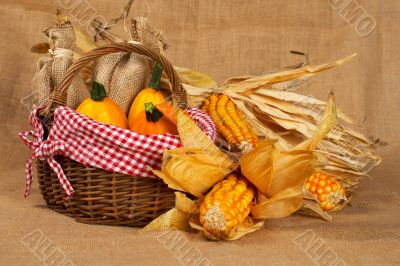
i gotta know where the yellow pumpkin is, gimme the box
[130,102,178,135]
[76,81,129,129]
[128,63,166,126]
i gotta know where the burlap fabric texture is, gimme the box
[32,22,86,109]
[89,17,168,114]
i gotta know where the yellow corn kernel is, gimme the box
[203,93,259,151]
[201,99,209,113]
[208,94,236,144]
[305,172,346,211]
[199,174,254,238]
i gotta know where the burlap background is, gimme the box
[0,0,399,265]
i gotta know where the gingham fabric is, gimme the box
[19,106,217,197]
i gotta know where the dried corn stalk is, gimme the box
[185,54,382,219]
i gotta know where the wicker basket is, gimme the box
[36,43,187,227]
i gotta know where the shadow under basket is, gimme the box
[36,157,175,227]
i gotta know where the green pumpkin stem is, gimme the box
[91,81,107,101]
[148,63,163,90]
[144,102,163,122]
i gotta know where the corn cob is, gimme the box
[305,172,346,211]
[226,99,259,147]
[199,174,254,239]
[202,94,258,151]
[201,99,209,113]
[207,94,236,144]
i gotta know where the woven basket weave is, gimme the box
[36,43,187,227]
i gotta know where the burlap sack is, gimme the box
[91,17,168,115]
[92,52,125,96]
[32,22,80,108]
[66,78,90,109]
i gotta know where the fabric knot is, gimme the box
[19,129,73,197]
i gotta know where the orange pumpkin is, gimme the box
[76,81,128,129]
[128,63,166,126]
[129,102,178,135]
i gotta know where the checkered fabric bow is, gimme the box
[19,106,217,198]
[19,107,74,197]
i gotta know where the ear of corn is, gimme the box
[305,172,346,211]
[202,94,259,151]
[201,99,209,113]
[199,174,255,239]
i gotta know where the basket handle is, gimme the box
[44,43,187,115]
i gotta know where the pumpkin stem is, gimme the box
[148,63,163,90]
[91,81,107,101]
[144,102,163,122]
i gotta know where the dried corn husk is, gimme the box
[185,54,382,218]
[74,28,98,53]
[241,93,336,220]
[151,110,237,198]
[219,54,356,94]
[175,67,218,89]
[143,110,237,234]
[251,187,304,220]
[142,192,198,231]
[189,217,265,241]
[144,94,336,240]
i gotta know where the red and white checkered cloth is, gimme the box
[19,106,217,197]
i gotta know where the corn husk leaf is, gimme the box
[268,150,316,197]
[251,186,304,219]
[219,54,356,94]
[142,192,199,231]
[175,191,199,214]
[241,93,336,220]
[153,149,233,197]
[189,216,265,241]
[141,208,190,231]
[176,110,235,170]
[230,97,292,149]
[184,84,214,108]
[254,89,354,125]
[299,199,333,221]
[242,93,336,195]
[222,75,256,86]
[74,28,98,53]
[240,141,280,194]
[296,92,337,150]
[175,67,217,89]
[152,110,236,197]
